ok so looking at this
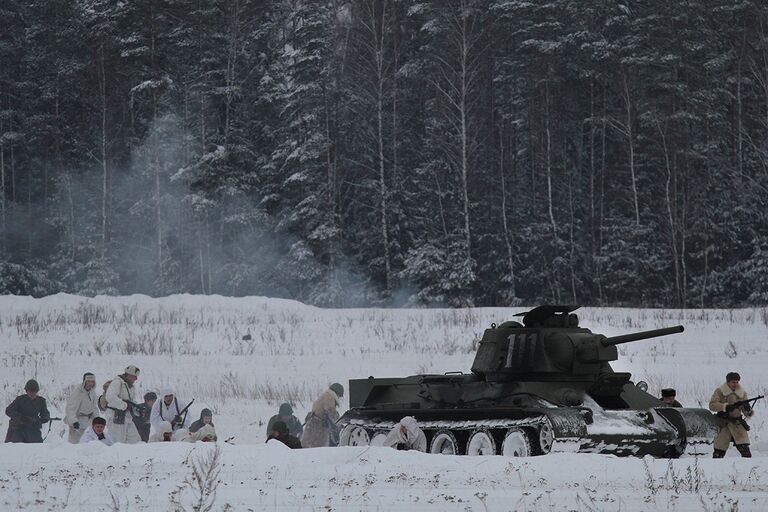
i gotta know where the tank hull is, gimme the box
[338,376,718,457]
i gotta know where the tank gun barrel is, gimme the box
[601,325,684,346]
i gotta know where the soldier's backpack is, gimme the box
[98,379,112,411]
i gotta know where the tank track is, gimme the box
[339,416,557,456]
[339,408,715,457]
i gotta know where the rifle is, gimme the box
[15,415,60,427]
[43,417,62,441]
[172,399,195,429]
[721,395,764,414]
[125,400,149,417]
[717,395,764,431]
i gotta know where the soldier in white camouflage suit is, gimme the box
[150,387,192,439]
[105,365,142,444]
[64,372,100,443]
[383,416,427,452]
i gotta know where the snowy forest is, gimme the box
[1,0,767,308]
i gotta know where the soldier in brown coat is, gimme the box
[708,372,755,458]
[301,383,343,448]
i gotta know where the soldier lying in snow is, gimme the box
[182,424,217,443]
[383,416,427,452]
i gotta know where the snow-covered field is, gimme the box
[1,295,767,511]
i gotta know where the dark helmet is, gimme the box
[278,403,293,416]
[726,372,741,382]
[25,379,40,392]
[330,383,344,397]
[661,388,676,398]
[272,420,288,435]
[144,391,158,401]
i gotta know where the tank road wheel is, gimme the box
[430,430,459,455]
[537,420,554,455]
[467,429,497,456]
[501,428,532,457]
[339,425,370,447]
[370,430,388,447]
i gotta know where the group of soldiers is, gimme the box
[263,383,430,452]
[653,372,758,457]
[4,368,760,458]
[5,366,216,446]
[265,382,345,449]
[1,364,345,450]
[658,371,757,457]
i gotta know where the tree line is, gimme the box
[1,0,767,307]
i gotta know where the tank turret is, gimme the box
[338,305,718,459]
[470,305,684,380]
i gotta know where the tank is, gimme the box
[337,305,718,457]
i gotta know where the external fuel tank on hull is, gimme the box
[338,305,717,457]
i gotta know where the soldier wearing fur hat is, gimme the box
[105,365,143,444]
[301,383,344,448]
[708,372,755,458]
[4,379,50,443]
[659,388,682,408]
[266,403,303,440]
[65,372,100,443]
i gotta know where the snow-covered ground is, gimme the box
[1,295,767,510]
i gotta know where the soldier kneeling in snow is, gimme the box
[709,372,755,458]
[383,416,427,452]
[150,387,192,439]
[149,420,174,442]
[266,403,302,440]
[79,417,113,446]
[267,420,302,449]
